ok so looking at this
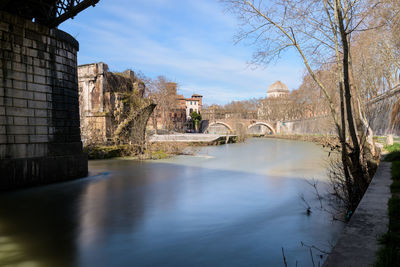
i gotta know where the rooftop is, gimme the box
[267,81,289,93]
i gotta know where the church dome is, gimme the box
[267,81,289,97]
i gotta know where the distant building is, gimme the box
[147,87,203,132]
[184,94,203,119]
[267,81,290,98]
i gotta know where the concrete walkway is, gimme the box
[323,162,392,267]
[149,134,236,143]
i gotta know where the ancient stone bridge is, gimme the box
[202,119,276,135]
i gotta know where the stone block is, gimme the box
[14,135,29,143]
[0,125,5,134]
[8,125,29,135]
[28,100,48,109]
[29,134,49,143]
[12,80,27,90]
[6,116,13,124]
[12,62,26,73]
[13,98,27,108]
[33,75,46,84]
[33,66,47,76]
[35,126,48,135]
[34,92,46,101]
[9,70,26,81]
[25,29,42,42]
[0,116,5,125]
[28,117,48,126]
[23,38,33,48]
[7,107,34,117]
[0,135,6,144]
[6,88,33,100]
[34,109,47,117]
[14,117,28,125]
[3,97,12,106]
[27,82,51,93]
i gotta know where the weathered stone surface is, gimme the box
[0,11,87,190]
[78,62,152,145]
[367,86,400,136]
[323,162,392,267]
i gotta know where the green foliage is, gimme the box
[392,162,400,180]
[375,161,400,266]
[190,111,202,122]
[385,144,400,162]
[385,143,400,153]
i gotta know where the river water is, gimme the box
[0,138,344,267]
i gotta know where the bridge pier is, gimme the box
[0,11,87,190]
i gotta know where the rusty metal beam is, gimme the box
[0,0,99,28]
[47,0,99,28]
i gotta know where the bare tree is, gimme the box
[223,0,383,211]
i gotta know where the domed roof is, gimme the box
[267,80,289,93]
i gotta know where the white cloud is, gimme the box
[61,0,305,105]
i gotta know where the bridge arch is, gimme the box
[204,121,233,134]
[247,122,275,135]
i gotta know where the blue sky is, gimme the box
[60,0,304,105]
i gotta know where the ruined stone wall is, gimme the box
[78,63,154,145]
[0,11,87,190]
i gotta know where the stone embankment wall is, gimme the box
[277,116,335,135]
[0,11,87,190]
[367,86,400,136]
[279,86,400,136]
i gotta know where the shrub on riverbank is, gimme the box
[84,145,127,159]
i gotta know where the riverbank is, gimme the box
[262,134,340,148]
[83,142,197,160]
[84,134,238,160]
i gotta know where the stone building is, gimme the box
[78,62,155,145]
[184,94,203,119]
[147,85,203,133]
[267,80,290,98]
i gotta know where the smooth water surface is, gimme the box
[0,138,344,266]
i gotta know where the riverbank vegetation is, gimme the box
[84,142,196,160]
[223,0,400,216]
[375,144,400,266]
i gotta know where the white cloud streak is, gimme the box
[60,0,304,105]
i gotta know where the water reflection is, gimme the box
[0,139,343,267]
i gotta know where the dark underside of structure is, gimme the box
[0,0,99,28]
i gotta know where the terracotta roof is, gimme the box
[267,81,289,93]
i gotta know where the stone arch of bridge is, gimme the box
[204,121,233,133]
[247,122,275,134]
